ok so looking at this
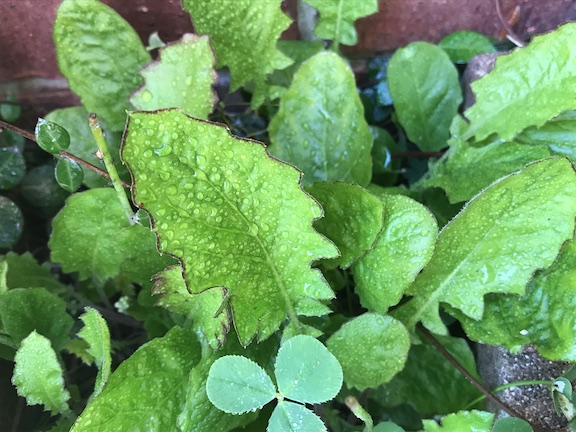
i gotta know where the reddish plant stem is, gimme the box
[0,119,131,189]
[495,0,526,47]
[417,324,542,432]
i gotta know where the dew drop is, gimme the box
[140,89,153,103]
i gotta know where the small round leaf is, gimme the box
[491,417,534,432]
[35,118,70,154]
[0,146,26,190]
[268,401,326,432]
[0,196,23,249]
[275,335,343,404]
[0,101,21,123]
[373,422,406,432]
[21,163,70,212]
[55,158,84,192]
[206,355,276,414]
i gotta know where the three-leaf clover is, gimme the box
[206,335,343,431]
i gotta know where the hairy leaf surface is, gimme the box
[327,313,409,390]
[78,308,111,398]
[307,182,383,269]
[422,410,493,431]
[388,42,462,151]
[53,0,151,131]
[304,0,378,46]
[394,158,576,333]
[131,34,217,119]
[122,110,338,345]
[269,52,372,186]
[464,23,576,141]
[353,194,437,315]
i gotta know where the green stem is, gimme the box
[463,380,555,410]
[88,113,135,224]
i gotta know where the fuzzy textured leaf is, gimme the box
[463,23,576,141]
[50,188,174,284]
[78,308,111,398]
[12,331,70,415]
[422,410,493,431]
[269,52,372,186]
[453,236,576,361]
[268,401,327,432]
[182,0,292,106]
[307,182,384,269]
[327,313,409,390]
[388,42,462,151]
[419,138,550,203]
[122,110,338,345]
[304,0,377,46]
[394,158,576,334]
[53,0,151,131]
[353,194,437,315]
[131,34,217,119]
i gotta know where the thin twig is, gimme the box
[417,324,542,431]
[495,0,526,47]
[0,119,131,189]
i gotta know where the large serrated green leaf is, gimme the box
[53,0,151,131]
[463,23,576,141]
[78,308,111,399]
[12,331,70,416]
[131,34,217,119]
[388,42,462,151]
[419,138,550,203]
[327,313,409,390]
[394,158,576,334]
[182,0,293,107]
[453,236,576,361]
[307,182,384,269]
[122,110,338,346]
[304,0,378,46]
[269,52,372,186]
[49,188,174,284]
[353,194,437,315]
[421,410,493,432]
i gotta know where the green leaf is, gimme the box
[326,313,409,390]
[0,196,23,249]
[46,107,128,189]
[55,158,84,193]
[0,146,25,190]
[78,308,111,398]
[491,417,534,432]
[53,0,151,131]
[122,110,338,345]
[307,182,384,269]
[388,42,462,151]
[0,97,21,122]
[421,410,493,431]
[374,334,482,415]
[394,158,576,334]
[463,23,576,141]
[275,334,342,403]
[21,162,70,214]
[152,265,229,349]
[373,423,406,432]
[268,401,327,432]
[438,31,496,64]
[0,287,73,352]
[206,355,276,414]
[1,252,66,294]
[131,34,217,119]
[49,188,174,284]
[453,236,576,361]
[269,52,372,186]
[304,0,378,46]
[182,0,293,107]
[35,118,70,154]
[419,138,550,203]
[353,194,437,315]
[12,331,70,415]
[515,110,576,160]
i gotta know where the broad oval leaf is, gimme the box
[122,110,338,346]
[438,31,496,64]
[0,146,25,190]
[326,313,409,390]
[269,52,372,186]
[207,355,276,414]
[421,410,493,432]
[463,23,576,141]
[268,400,327,432]
[353,194,437,315]
[12,331,70,415]
[55,158,84,193]
[388,42,462,151]
[394,157,576,333]
[35,118,70,154]
[0,196,23,249]
[131,34,217,119]
[78,308,111,398]
[307,182,384,269]
[275,335,342,404]
[53,0,151,131]
[491,417,534,432]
